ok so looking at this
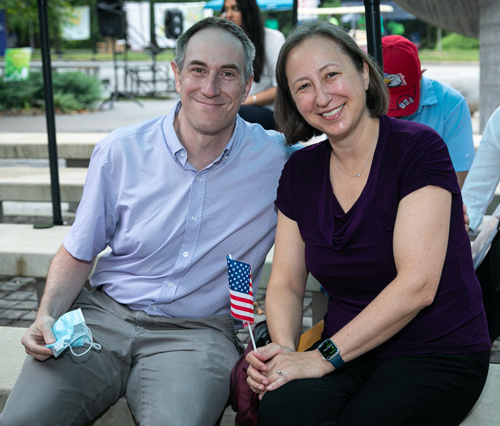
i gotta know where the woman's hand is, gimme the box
[246,343,334,397]
[263,350,333,393]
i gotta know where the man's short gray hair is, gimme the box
[174,17,255,83]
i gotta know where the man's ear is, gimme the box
[171,61,182,94]
[241,75,254,103]
[420,68,427,83]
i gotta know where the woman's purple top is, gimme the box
[276,115,490,358]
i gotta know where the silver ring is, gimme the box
[277,370,283,377]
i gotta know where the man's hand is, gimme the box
[21,314,57,361]
[246,343,292,397]
[464,204,471,233]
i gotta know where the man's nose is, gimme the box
[201,73,221,97]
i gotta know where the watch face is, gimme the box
[319,339,339,360]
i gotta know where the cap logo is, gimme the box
[397,95,414,110]
[384,73,407,88]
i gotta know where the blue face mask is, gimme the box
[45,308,101,358]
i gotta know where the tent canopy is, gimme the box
[204,0,293,12]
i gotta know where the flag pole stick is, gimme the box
[246,321,257,352]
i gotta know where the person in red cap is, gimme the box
[382,35,475,188]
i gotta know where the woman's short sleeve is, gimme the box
[275,154,297,221]
[398,128,460,201]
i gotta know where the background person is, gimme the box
[221,0,285,130]
[382,35,475,188]
[0,18,297,426]
[246,20,490,426]
[462,105,500,342]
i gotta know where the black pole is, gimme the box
[292,0,298,27]
[37,0,63,225]
[364,0,384,71]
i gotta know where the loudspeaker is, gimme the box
[97,0,125,38]
[165,10,183,39]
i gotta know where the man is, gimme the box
[462,106,500,343]
[0,18,296,426]
[382,35,475,188]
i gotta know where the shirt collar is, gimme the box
[415,76,437,114]
[162,101,242,171]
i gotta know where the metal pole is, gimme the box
[364,0,384,71]
[292,0,298,27]
[37,0,63,225]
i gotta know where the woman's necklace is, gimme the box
[333,138,377,178]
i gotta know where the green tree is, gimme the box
[0,0,86,52]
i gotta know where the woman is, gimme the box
[221,0,285,130]
[246,21,491,426]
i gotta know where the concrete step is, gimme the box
[0,133,105,160]
[0,167,87,203]
[0,224,70,277]
[0,224,110,278]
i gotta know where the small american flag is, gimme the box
[227,255,254,326]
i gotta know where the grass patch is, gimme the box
[418,49,479,62]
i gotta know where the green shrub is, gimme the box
[441,33,479,50]
[0,75,40,109]
[51,72,101,107]
[0,71,101,112]
[52,92,84,112]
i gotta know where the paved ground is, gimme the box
[0,98,180,133]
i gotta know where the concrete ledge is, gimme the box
[0,326,497,425]
[0,133,105,160]
[0,167,87,203]
[461,361,500,425]
[0,224,70,277]
[0,224,111,278]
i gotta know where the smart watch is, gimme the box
[317,339,345,369]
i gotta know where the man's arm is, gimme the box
[456,171,468,189]
[442,95,475,189]
[21,245,95,361]
[462,106,500,233]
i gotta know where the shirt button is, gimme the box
[183,251,189,257]
[191,216,196,222]
[197,177,201,182]
[152,306,157,310]
[180,152,186,158]
[168,281,174,287]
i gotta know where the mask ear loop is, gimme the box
[68,326,102,357]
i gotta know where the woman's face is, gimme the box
[222,0,243,28]
[286,36,370,142]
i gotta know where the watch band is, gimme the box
[329,351,345,369]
